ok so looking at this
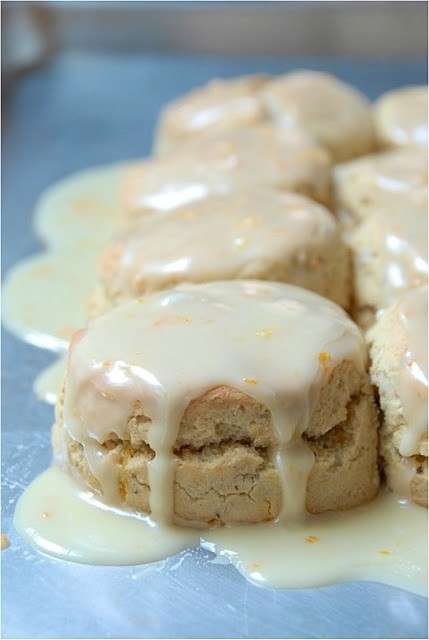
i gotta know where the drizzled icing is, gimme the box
[374,85,428,149]
[155,75,269,152]
[99,189,339,303]
[396,286,428,457]
[122,124,331,215]
[62,281,366,526]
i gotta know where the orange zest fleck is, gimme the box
[256,328,274,338]
[243,377,258,385]
[305,535,319,544]
[319,351,330,366]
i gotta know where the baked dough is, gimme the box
[97,189,350,311]
[367,286,428,507]
[374,85,428,149]
[346,188,427,328]
[55,281,379,527]
[122,124,332,216]
[333,147,427,229]
[262,70,374,162]
[155,75,269,153]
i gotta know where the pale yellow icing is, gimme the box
[62,280,366,526]
[334,147,428,227]
[262,70,373,158]
[375,85,428,148]
[122,124,331,215]
[156,75,269,151]
[396,286,428,457]
[350,193,428,310]
[14,467,428,595]
[99,189,339,303]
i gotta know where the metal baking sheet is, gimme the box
[2,52,428,639]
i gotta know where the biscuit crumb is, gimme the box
[243,377,258,385]
[305,535,319,544]
[1,533,10,550]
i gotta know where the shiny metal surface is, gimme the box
[2,52,428,639]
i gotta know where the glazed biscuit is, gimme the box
[122,124,332,216]
[55,281,379,527]
[374,86,428,150]
[263,70,375,162]
[367,286,428,507]
[155,75,269,153]
[97,189,350,311]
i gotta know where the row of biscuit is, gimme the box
[56,70,427,528]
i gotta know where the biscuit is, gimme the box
[367,286,428,507]
[97,189,350,310]
[333,147,427,229]
[122,124,332,216]
[374,85,428,149]
[346,193,427,328]
[155,75,269,153]
[262,70,375,162]
[54,281,379,527]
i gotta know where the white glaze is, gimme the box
[14,467,428,595]
[3,164,129,351]
[396,287,428,457]
[375,85,428,148]
[156,75,269,152]
[99,189,339,303]
[123,124,331,215]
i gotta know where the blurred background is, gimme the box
[2,1,428,77]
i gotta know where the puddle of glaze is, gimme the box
[14,467,199,565]
[14,467,427,595]
[34,356,67,405]
[203,493,428,595]
[3,250,98,351]
[3,163,131,352]
[34,163,130,251]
